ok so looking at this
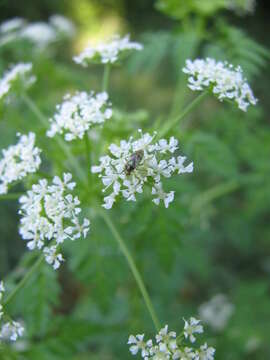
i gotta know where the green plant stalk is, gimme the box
[101,210,160,331]
[21,93,87,185]
[102,64,111,93]
[84,132,91,184]
[158,91,208,138]
[3,255,44,307]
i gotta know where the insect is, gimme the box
[125,150,144,175]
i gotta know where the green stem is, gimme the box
[102,64,111,93]
[158,91,208,138]
[21,93,87,185]
[0,193,24,200]
[84,132,91,184]
[3,255,44,307]
[101,210,160,331]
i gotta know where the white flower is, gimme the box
[227,0,256,15]
[73,34,143,66]
[0,132,41,194]
[43,246,64,270]
[198,294,234,332]
[194,343,215,360]
[49,15,75,37]
[18,173,90,270]
[128,334,152,358]
[20,22,56,48]
[46,91,112,141]
[0,18,26,34]
[172,347,195,360]
[183,58,257,111]
[183,317,203,343]
[0,63,36,101]
[0,321,24,342]
[156,325,177,353]
[92,130,193,209]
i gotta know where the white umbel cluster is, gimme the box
[183,58,257,111]
[91,130,193,209]
[73,34,143,66]
[128,318,215,360]
[18,173,90,270]
[0,63,36,100]
[46,91,112,141]
[0,132,41,195]
[0,281,24,342]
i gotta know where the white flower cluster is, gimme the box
[128,318,215,360]
[0,132,41,195]
[227,0,256,15]
[0,63,36,101]
[0,281,24,342]
[73,34,143,66]
[18,173,90,270]
[182,58,257,111]
[0,16,75,49]
[199,294,234,332]
[47,91,112,141]
[92,130,193,209]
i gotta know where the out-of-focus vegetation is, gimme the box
[0,0,269,359]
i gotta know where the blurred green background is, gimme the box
[0,0,270,359]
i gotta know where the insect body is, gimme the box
[125,150,144,175]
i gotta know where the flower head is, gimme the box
[128,334,153,358]
[198,294,234,332]
[183,58,257,111]
[183,317,204,343]
[18,173,90,270]
[49,15,75,38]
[73,34,143,66]
[20,22,56,48]
[0,18,26,34]
[0,63,36,101]
[46,91,112,141]
[194,343,215,360]
[92,130,193,209]
[0,132,41,194]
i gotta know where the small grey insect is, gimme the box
[125,150,144,175]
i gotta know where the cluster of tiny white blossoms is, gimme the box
[199,294,235,332]
[182,58,257,111]
[73,34,143,66]
[0,132,41,195]
[46,91,112,141]
[227,0,256,14]
[128,318,215,360]
[92,130,193,209]
[0,16,75,48]
[0,281,24,342]
[18,173,90,270]
[0,63,36,101]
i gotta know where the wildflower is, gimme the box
[0,63,36,101]
[49,15,75,38]
[182,58,257,111]
[198,294,234,332]
[194,343,215,360]
[92,130,193,209]
[0,321,24,342]
[46,91,112,141]
[0,281,24,342]
[0,132,41,195]
[183,317,203,343]
[128,334,153,357]
[227,0,256,15]
[18,173,90,270]
[73,34,143,66]
[0,18,26,34]
[20,22,56,48]
[128,318,215,359]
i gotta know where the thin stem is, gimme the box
[158,91,208,139]
[84,132,91,184]
[102,64,111,93]
[101,210,160,331]
[0,193,24,200]
[3,255,44,307]
[21,93,87,185]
